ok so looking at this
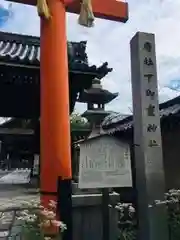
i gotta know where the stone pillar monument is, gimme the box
[130,32,169,240]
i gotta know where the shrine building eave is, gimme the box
[0,32,113,117]
[0,31,112,78]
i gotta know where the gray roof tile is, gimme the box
[102,96,180,133]
[0,31,112,77]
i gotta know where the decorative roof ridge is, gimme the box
[95,62,113,79]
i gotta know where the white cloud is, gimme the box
[0,0,180,114]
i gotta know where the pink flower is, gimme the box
[48,200,57,209]
[51,220,62,227]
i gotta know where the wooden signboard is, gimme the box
[78,135,132,189]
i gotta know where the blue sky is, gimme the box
[0,0,180,114]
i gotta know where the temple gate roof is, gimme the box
[0,31,112,78]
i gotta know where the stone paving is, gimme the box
[0,186,39,239]
[0,169,37,239]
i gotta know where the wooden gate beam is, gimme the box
[6,0,128,22]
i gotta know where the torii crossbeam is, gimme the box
[7,0,128,213]
[7,0,128,22]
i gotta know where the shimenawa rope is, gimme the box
[36,0,94,27]
[37,0,51,19]
[78,0,95,27]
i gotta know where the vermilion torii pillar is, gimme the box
[7,0,128,206]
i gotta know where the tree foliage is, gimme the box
[70,112,90,130]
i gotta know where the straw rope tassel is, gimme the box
[37,0,51,19]
[78,0,95,27]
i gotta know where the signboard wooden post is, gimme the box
[130,32,169,240]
